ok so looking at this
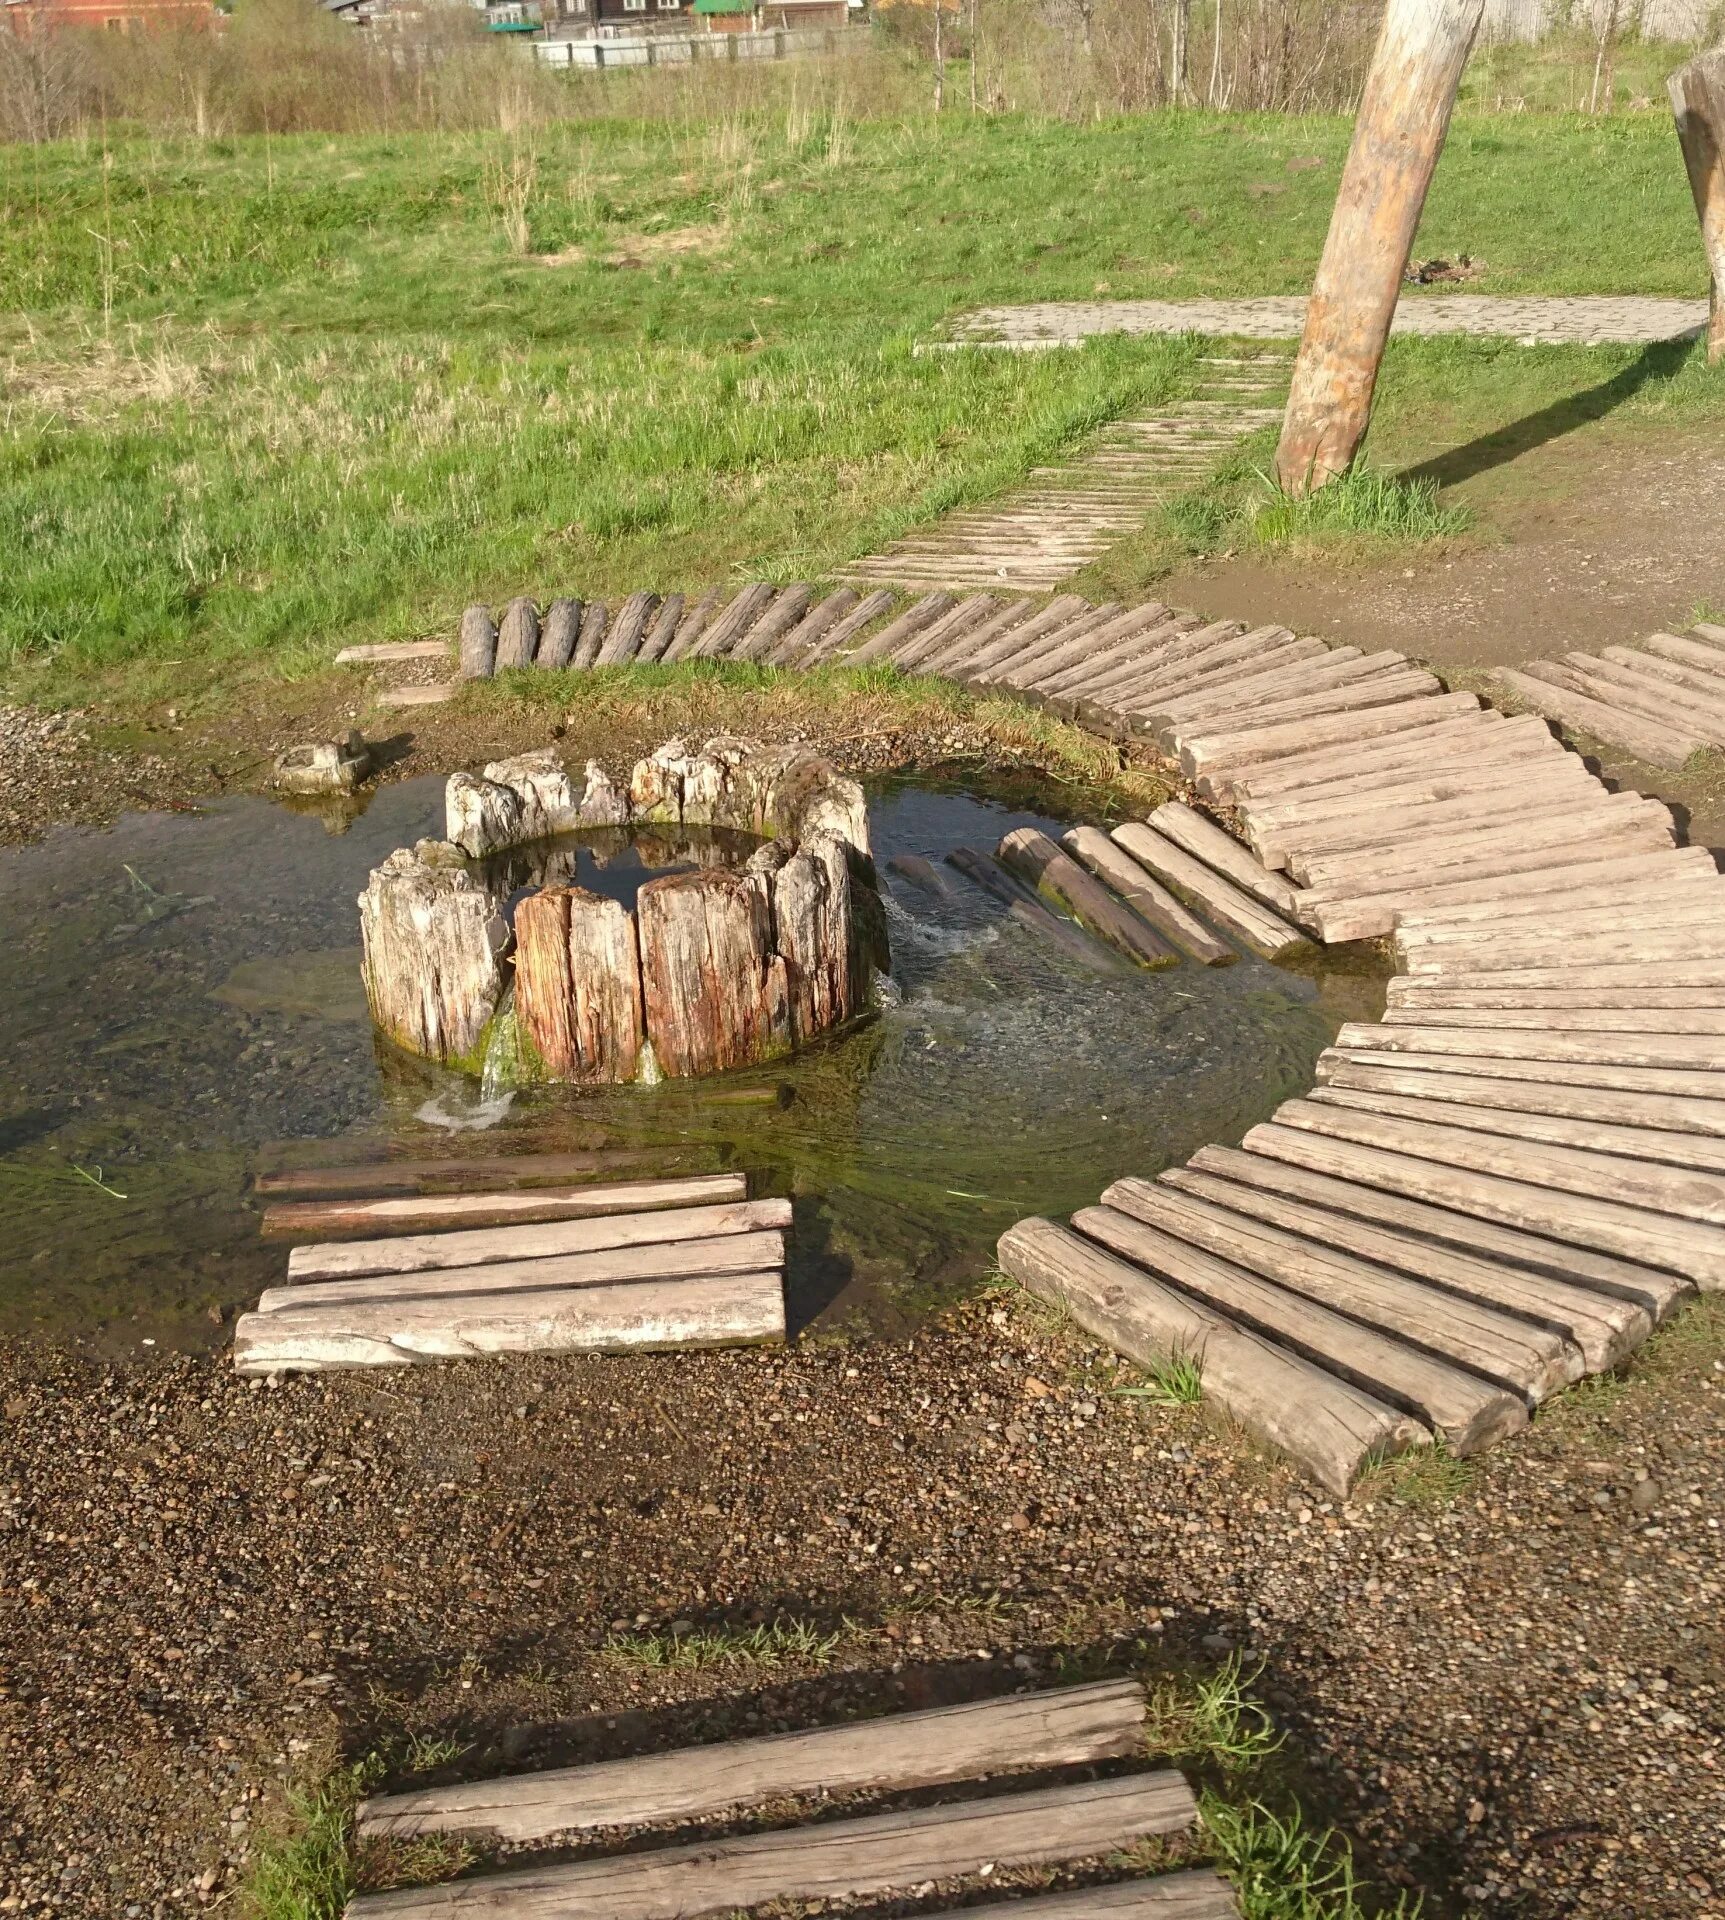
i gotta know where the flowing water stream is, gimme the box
[0,773,1385,1353]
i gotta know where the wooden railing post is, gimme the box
[1275,0,1485,495]
[1669,51,1725,367]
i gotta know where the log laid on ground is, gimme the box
[357,1677,1148,1842]
[596,591,659,667]
[997,829,1177,970]
[357,845,506,1067]
[376,684,455,710]
[660,589,721,664]
[253,1152,651,1198]
[233,1271,786,1375]
[945,848,1122,974]
[1275,0,1487,489]
[998,1217,1426,1495]
[347,1773,1198,1920]
[1186,1141,1690,1323]
[913,1876,1239,1920]
[1669,51,1725,364]
[1073,1205,1530,1452]
[260,1230,787,1312]
[287,1192,785,1281]
[765,587,859,665]
[1380,1000,1725,1034]
[1097,1180,1581,1398]
[1184,693,1483,793]
[732,583,813,663]
[571,600,609,670]
[1061,827,1234,965]
[1111,823,1310,959]
[634,593,685,665]
[513,886,646,1085]
[1493,667,1699,768]
[457,606,497,681]
[1145,800,1308,922]
[1157,1164,1647,1372]
[535,598,582,672]
[273,1174,751,1255]
[840,591,954,665]
[692,582,777,660]
[496,597,540,671]
[335,641,448,665]
[790,588,895,666]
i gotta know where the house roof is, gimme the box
[693,0,753,14]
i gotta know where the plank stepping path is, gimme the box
[343,1678,1235,1919]
[1491,622,1725,769]
[359,574,1725,1491]
[235,1171,790,1374]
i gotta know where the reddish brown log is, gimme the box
[1670,53,1725,366]
[637,871,792,1078]
[1275,0,1486,492]
[514,887,646,1083]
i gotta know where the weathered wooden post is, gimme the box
[1669,52,1725,367]
[1275,0,1486,495]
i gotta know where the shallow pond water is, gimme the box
[0,772,1385,1353]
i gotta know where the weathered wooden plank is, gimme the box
[1273,1097,1725,1241]
[1111,823,1310,959]
[1037,615,1197,699]
[659,589,721,665]
[837,592,953,665]
[945,848,1123,974]
[1046,614,1214,702]
[457,606,497,681]
[633,593,685,666]
[1002,601,1175,690]
[1261,774,1603,872]
[1187,1143,1691,1322]
[637,870,791,1077]
[1157,1166,1647,1372]
[569,600,609,671]
[1275,0,1487,488]
[762,587,858,666]
[336,641,448,665]
[1404,959,1725,991]
[1096,1184,1579,1399]
[495,598,540,672]
[692,583,778,660]
[1185,693,1481,793]
[535,598,582,672]
[998,1217,1425,1495]
[1100,625,1301,705]
[1401,924,1725,977]
[1389,872,1719,937]
[1073,1203,1524,1450]
[346,1769,1199,1920]
[1137,643,1370,724]
[260,1231,786,1313]
[1330,1044,1725,1101]
[376,683,456,710]
[997,829,1177,969]
[976,604,1126,687]
[731,583,814,664]
[795,589,898,666]
[287,1193,786,1282]
[940,594,1090,678]
[357,1678,1148,1842]
[253,1153,651,1198]
[918,1875,1240,1919]
[263,1174,747,1242]
[1224,715,1543,805]
[909,595,1037,674]
[1493,667,1698,767]
[1383,987,1725,1021]
[1061,828,1235,965]
[234,1271,786,1375]
[1332,1022,1725,1072]
[1144,801,1307,921]
[1240,1119,1725,1291]
[886,594,1002,671]
[1317,1054,1725,1139]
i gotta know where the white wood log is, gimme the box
[357,846,506,1067]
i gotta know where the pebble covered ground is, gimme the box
[1,1293,1720,1920]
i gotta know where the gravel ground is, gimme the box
[1,1293,1720,1920]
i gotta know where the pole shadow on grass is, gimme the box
[1401,338,1700,493]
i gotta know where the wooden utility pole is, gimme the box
[1274,0,1485,495]
[1669,51,1725,367]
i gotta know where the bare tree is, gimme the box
[0,27,92,144]
[1169,0,1191,101]
[934,0,946,110]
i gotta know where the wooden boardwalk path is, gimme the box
[437,577,1725,1492]
[837,352,1292,592]
[343,1680,1235,1920]
[1492,622,1725,769]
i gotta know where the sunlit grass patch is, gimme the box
[601,1617,841,1673]
[1146,1655,1283,1772]
[1246,466,1472,546]
[1203,1794,1422,1920]
[1113,1350,1206,1408]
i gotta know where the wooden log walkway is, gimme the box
[365,567,1725,1489]
[344,1680,1233,1920]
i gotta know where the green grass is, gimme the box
[1204,1795,1421,1920]
[601,1616,842,1672]
[241,1760,377,1920]
[1113,1349,1207,1407]
[1,103,1718,710]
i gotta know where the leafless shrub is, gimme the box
[0,25,95,144]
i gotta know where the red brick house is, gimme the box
[5,0,214,32]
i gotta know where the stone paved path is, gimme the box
[940,293,1711,350]
[837,348,1294,592]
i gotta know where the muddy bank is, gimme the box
[1,1296,1721,1919]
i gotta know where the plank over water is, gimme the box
[357,1678,1147,1842]
[252,1152,653,1199]
[998,1218,1426,1496]
[1072,1205,1529,1452]
[260,1230,786,1312]
[1111,823,1309,958]
[234,1271,786,1374]
[262,1173,748,1240]
[1061,827,1235,965]
[287,1195,791,1281]
[345,1770,1200,1920]
[998,829,1177,969]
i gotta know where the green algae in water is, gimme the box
[0,772,1382,1353]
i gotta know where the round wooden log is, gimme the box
[571,600,609,670]
[357,845,507,1066]
[514,885,646,1083]
[637,870,792,1078]
[458,605,497,680]
[1670,53,1725,366]
[536,598,582,671]
[496,597,540,671]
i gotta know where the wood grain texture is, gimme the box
[357,1678,1148,1841]
[252,1153,647,1198]
[1111,823,1308,958]
[512,887,646,1085]
[346,1770,1199,1920]
[636,870,792,1078]
[264,1175,745,1241]
[998,829,1177,970]
[1061,827,1234,965]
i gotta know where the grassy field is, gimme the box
[1,95,1718,708]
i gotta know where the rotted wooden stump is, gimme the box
[357,845,508,1066]
[514,886,647,1083]
[638,869,792,1078]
